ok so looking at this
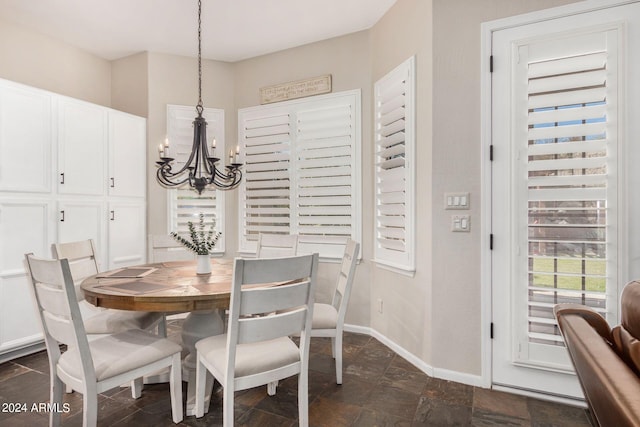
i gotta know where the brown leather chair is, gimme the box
[555,281,640,427]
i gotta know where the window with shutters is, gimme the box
[522,32,618,351]
[166,105,225,253]
[373,57,415,273]
[237,90,361,259]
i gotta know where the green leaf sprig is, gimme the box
[170,213,221,255]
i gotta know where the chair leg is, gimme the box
[169,354,184,424]
[131,377,143,399]
[50,375,64,427]
[195,355,207,418]
[267,380,278,396]
[298,370,309,427]
[83,389,98,427]
[223,384,234,427]
[335,333,343,385]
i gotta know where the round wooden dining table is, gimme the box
[81,258,234,416]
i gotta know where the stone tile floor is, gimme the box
[0,321,594,426]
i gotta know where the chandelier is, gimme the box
[156,0,242,195]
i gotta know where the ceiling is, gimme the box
[0,0,397,62]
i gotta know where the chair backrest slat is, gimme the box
[240,281,311,316]
[238,309,307,344]
[241,255,312,285]
[52,240,99,282]
[42,310,75,345]
[256,234,298,258]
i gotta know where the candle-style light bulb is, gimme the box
[229,149,234,164]
[158,144,164,157]
[163,137,170,157]
[211,137,216,157]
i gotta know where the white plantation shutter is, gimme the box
[241,109,292,240]
[373,57,415,273]
[167,105,225,253]
[516,30,618,363]
[238,90,361,258]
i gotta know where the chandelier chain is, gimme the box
[197,0,203,115]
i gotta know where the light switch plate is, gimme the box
[451,215,470,232]
[445,192,470,210]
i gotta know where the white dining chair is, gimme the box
[51,239,165,336]
[194,253,319,426]
[24,253,184,427]
[256,233,298,258]
[311,239,359,384]
[148,234,194,263]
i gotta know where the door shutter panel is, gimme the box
[373,57,415,272]
[517,29,618,362]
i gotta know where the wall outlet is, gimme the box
[377,298,383,314]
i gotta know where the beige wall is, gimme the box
[370,0,434,363]
[234,30,373,323]
[0,17,111,106]
[111,52,149,118]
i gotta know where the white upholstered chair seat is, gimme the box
[59,329,182,382]
[312,303,338,329]
[83,309,163,335]
[196,335,300,380]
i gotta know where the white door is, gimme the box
[108,110,146,198]
[491,2,640,398]
[57,98,106,196]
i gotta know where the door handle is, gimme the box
[60,210,65,222]
[110,177,115,188]
[60,173,65,184]
[110,210,115,221]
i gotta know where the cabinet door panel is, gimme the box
[0,275,42,353]
[0,82,52,192]
[109,111,146,198]
[108,202,146,270]
[57,201,105,267]
[0,201,50,353]
[58,99,106,195]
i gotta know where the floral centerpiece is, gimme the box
[170,213,221,274]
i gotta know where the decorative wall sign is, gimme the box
[260,75,332,104]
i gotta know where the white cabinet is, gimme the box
[108,201,146,270]
[0,83,52,193]
[109,111,146,198]
[57,98,107,196]
[0,78,147,360]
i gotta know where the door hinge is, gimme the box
[489,145,494,161]
[490,234,494,250]
[489,55,494,73]
[490,322,494,339]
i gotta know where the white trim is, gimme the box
[480,0,639,395]
[492,385,588,408]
